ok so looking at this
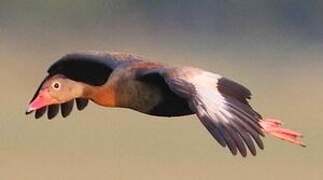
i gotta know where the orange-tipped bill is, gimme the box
[26,89,54,114]
[260,118,305,147]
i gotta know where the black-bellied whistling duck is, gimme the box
[25,51,305,157]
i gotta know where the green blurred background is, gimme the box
[1,0,323,179]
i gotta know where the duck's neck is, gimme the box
[82,84,117,107]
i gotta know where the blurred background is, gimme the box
[1,0,323,179]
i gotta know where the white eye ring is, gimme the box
[52,82,61,90]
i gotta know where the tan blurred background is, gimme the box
[1,0,323,179]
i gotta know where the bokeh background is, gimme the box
[1,0,323,179]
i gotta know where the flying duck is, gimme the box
[25,51,305,157]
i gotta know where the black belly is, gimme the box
[147,95,194,117]
[136,68,194,117]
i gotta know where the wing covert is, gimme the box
[140,66,264,156]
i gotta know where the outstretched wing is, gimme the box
[27,51,143,119]
[140,66,264,157]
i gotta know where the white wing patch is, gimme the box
[162,68,264,156]
[194,87,233,122]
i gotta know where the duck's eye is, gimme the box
[52,82,61,90]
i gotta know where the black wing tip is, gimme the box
[25,99,89,120]
[25,110,33,115]
[76,98,89,111]
[227,146,260,157]
[201,114,265,157]
[61,100,74,118]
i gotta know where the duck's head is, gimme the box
[26,75,85,113]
